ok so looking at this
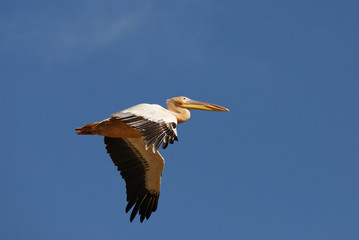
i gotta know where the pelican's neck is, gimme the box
[167,100,191,123]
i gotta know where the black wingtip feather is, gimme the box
[130,196,144,222]
[126,199,137,213]
[162,140,168,149]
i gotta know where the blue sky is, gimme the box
[1,0,359,239]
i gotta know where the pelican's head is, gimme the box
[167,96,229,112]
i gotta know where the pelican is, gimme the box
[76,96,229,222]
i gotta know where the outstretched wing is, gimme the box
[111,104,178,152]
[104,136,165,222]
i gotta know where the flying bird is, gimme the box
[76,96,229,222]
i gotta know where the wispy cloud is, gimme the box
[1,3,150,64]
[60,12,141,50]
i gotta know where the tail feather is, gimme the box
[76,122,100,135]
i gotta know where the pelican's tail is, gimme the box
[75,122,100,135]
